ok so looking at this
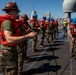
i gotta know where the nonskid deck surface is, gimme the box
[0,32,76,75]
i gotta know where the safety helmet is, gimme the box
[50,18,54,21]
[47,18,50,21]
[32,14,37,19]
[42,16,46,20]
[71,18,76,24]
[2,1,20,12]
[21,14,29,20]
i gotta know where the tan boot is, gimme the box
[70,52,75,58]
[39,44,45,48]
[24,56,29,63]
[18,72,22,75]
[24,59,28,63]
[32,49,38,52]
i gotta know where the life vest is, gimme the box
[39,20,46,29]
[30,18,39,27]
[18,20,28,30]
[23,22,29,30]
[54,20,58,28]
[16,19,26,35]
[70,22,76,35]
[39,20,45,24]
[63,21,67,27]
[0,14,22,46]
[45,21,50,30]
[0,33,1,44]
[50,21,55,30]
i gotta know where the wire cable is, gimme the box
[60,57,76,75]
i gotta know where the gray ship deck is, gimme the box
[0,32,76,75]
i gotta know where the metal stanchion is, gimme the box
[64,12,73,75]
[67,13,73,75]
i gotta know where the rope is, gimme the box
[60,58,76,75]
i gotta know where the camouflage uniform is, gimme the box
[54,20,58,40]
[45,20,55,44]
[17,45,24,75]
[69,23,76,58]
[70,37,76,57]
[39,20,46,47]
[17,22,26,75]
[20,14,31,63]
[31,22,38,52]
[1,20,18,75]
[23,22,31,61]
[45,21,50,43]
[49,20,55,44]
[29,21,39,52]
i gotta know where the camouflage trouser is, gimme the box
[70,38,76,55]
[32,35,37,50]
[50,33,54,44]
[40,33,45,45]
[1,48,18,75]
[54,28,58,39]
[22,40,28,59]
[46,31,50,42]
[17,46,24,75]
[46,30,54,44]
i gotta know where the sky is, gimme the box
[0,0,76,19]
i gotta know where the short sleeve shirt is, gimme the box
[1,20,15,50]
[1,20,14,33]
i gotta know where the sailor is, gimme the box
[39,16,46,47]
[20,14,31,63]
[29,14,40,52]
[0,1,36,75]
[69,18,76,58]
